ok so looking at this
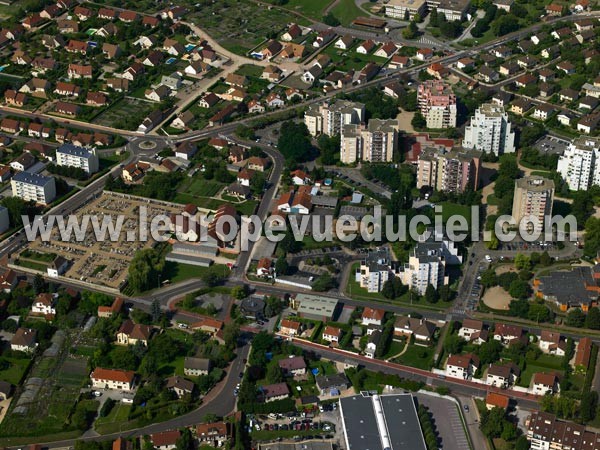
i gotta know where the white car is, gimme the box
[485,255,492,263]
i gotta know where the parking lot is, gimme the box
[414,393,470,450]
[534,135,570,155]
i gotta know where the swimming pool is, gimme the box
[165,57,177,64]
[185,43,196,52]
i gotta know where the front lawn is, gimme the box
[394,345,435,370]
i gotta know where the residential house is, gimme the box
[97,24,118,38]
[20,78,50,96]
[361,307,385,327]
[248,99,265,114]
[579,96,599,111]
[150,431,180,450]
[31,293,56,317]
[559,88,579,103]
[90,368,135,391]
[356,39,375,54]
[183,357,211,376]
[171,111,194,130]
[255,257,273,277]
[538,69,556,83]
[163,38,185,56]
[119,10,139,23]
[228,146,247,163]
[578,113,600,134]
[416,48,434,61]
[533,104,556,121]
[389,55,410,69]
[165,376,194,398]
[261,383,290,402]
[47,255,68,277]
[247,156,269,172]
[446,353,479,379]
[393,316,437,342]
[313,29,335,48]
[1,119,21,134]
[541,45,560,59]
[487,362,520,388]
[67,64,92,79]
[54,81,81,97]
[539,331,566,356]
[322,326,342,344]
[106,78,130,92]
[278,356,306,377]
[196,422,229,448]
[10,152,35,172]
[55,102,80,116]
[493,324,526,346]
[315,373,349,396]
[116,320,152,346]
[477,66,499,83]
[457,57,475,70]
[66,39,88,54]
[365,329,381,358]
[374,42,397,58]
[532,373,559,395]
[122,62,145,81]
[185,60,209,76]
[282,23,302,41]
[302,65,323,84]
[262,65,282,82]
[358,62,379,83]
[145,85,170,102]
[493,45,512,58]
[136,35,158,50]
[0,269,17,293]
[40,4,61,19]
[265,92,285,108]
[486,393,510,410]
[575,337,592,368]
[511,98,533,115]
[280,319,301,337]
[198,92,220,108]
[98,8,118,19]
[98,297,124,318]
[225,74,247,88]
[335,35,354,50]
[557,61,576,75]
[5,90,26,107]
[11,328,37,352]
[74,5,94,20]
[280,43,305,59]
[143,50,165,67]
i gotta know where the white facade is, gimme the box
[340,119,398,164]
[11,172,56,204]
[463,103,515,156]
[304,100,365,137]
[56,144,99,174]
[557,137,600,191]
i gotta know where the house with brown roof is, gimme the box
[22,13,46,30]
[228,146,247,163]
[4,90,26,107]
[282,23,302,41]
[32,56,57,73]
[85,91,107,106]
[261,382,290,402]
[393,316,437,342]
[209,103,237,126]
[98,7,118,19]
[55,101,80,116]
[150,430,180,450]
[165,376,194,398]
[322,326,342,343]
[196,422,229,447]
[66,39,89,54]
[493,323,526,346]
[143,16,160,27]
[118,10,139,23]
[446,353,479,379]
[198,92,220,109]
[102,43,121,59]
[532,372,559,395]
[539,331,566,356]
[375,41,398,58]
[247,156,269,172]
[256,257,273,277]
[98,297,124,318]
[11,328,37,352]
[20,78,51,96]
[278,356,306,377]
[361,307,385,326]
[281,43,305,59]
[106,78,130,92]
[74,5,94,20]
[486,393,510,410]
[40,4,61,19]
[1,118,21,134]
[546,3,564,16]
[171,111,194,130]
[143,50,165,67]
[575,337,592,369]
[486,362,520,388]
[225,73,247,88]
[190,316,223,335]
[280,319,301,336]
[0,269,17,293]
[67,63,92,79]
[116,320,152,346]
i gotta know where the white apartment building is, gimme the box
[304,99,365,137]
[512,176,555,233]
[56,143,100,174]
[11,171,56,204]
[416,148,481,193]
[385,0,427,19]
[340,119,398,164]
[557,136,600,191]
[462,103,515,156]
[356,249,392,293]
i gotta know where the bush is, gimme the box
[99,398,116,417]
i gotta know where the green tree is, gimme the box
[411,112,427,129]
[312,273,337,292]
[231,285,250,300]
[572,191,595,227]
[322,11,340,26]
[477,339,503,364]
[565,308,585,328]
[515,435,530,450]
[223,322,240,350]
[514,254,531,270]
[424,284,439,303]
[265,362,283,384]
[128,248,164,292]
[402,21,418,39]
[275,256,289,276]
[277,121,312,163]
[443,334,463,354]
[585,307,600,330]
[509,280,531,299]
[176,428,193,450]
[580,391,598,423]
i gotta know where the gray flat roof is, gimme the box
[296,293,338,317]
[340,394,427,450]
[12,171,53,187]
[57,143,94,158]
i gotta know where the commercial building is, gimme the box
[535,266,599,312]
[339,394,427,450]
[304,100,365,137]
[340,119,398,164]
[462,103,515,156]
[416,148,481,193]
[557,136,600,191]
[11,171,56,204]
[417,80,457,129]
[295,293,339,321]
[511,176,555,233]
[437,0,471,21]
[385,0,427,19]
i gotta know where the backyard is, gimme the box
[93,97,157,130]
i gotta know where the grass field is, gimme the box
[518,353,564,387]
[94,404,132,434]
[179,178,224,198]
[279,0,332,19]
[0,357,31,385]
[161,261,230,285]
[394,345,435,370]
[330,0,365,26]
[322,42,388,72]
[437,202,473,225]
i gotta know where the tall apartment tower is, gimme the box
[556,136,600,191]
[416,148,481,193]
[304,99,365,137]
[417,80,457,129]
[512,176,555,233]
[462,103,515,156]
[340,119,398,164]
